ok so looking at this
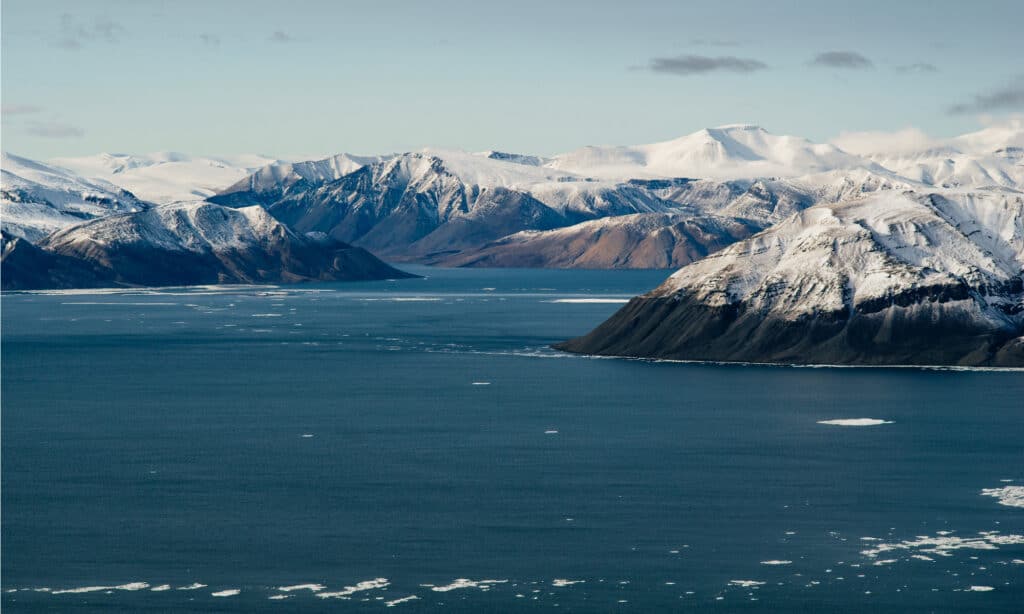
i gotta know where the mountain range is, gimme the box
[2,122,1022,365]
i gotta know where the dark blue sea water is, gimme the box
[2,266,1023,613]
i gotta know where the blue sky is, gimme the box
[2,0,1022,159]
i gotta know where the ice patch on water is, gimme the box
[269,594,292,600]
[552,579,584,587]
[177,583,206,590]
[966,585,995,592]
[251,313,283,317]
[471,382,491,386]
[430,579,508,592]
[549,298,629,304]
[861,531,1024,560]
[359,297,441,302]
[150,584,171,591]
[729,580,766,588]
[544,430,559,434]
[51,582,149,594]
[760,560,792,565]
[980,485,1024,508]
[385,595,419,607]
[301,434,314,438]
[211,589,240,597]
[817,418,893,426]
[316,578,389,599]
[277,583,325,592]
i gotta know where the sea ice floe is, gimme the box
[430,579,508,592]
[51,582,149,594]
[316,578,389,599]
[817,419,893,426]
[211,589,240,597]
[268,594,292,600]
[471,382,491,386]
[980,485,1024,508]
[177,583,206,590]
[551,579,584,587]
[760,560,792,565]
[385,595,419,607]
[861,531,1024,560]
[728,580,766,588]
[544,430,559,434]
[150,584,171,591]
[277,583,325,592]
[966,585,995,592]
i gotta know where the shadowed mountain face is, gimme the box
[557,191,1024,367]
[2,203,413,290]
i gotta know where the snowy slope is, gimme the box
[50,152,282,204]
[558,190,1024,366]
[1,152,148,242]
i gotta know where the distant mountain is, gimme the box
[440,213,760,268]
[213,153,392,207]
[546,124,879,180]
[2,202,413,290]
[557,190,1024,367]
[49,152,282,204]
[1,152,148,242]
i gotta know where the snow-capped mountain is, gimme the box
[49,152,282,204]
[211,150,685,261]
[214,153,392,207]
[853,122,1024,189]
[1,202,412,290]
[1,152,148,242]
[546,124,880,180]
[557,190,1024,366]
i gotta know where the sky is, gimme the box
[2,0,1023,160]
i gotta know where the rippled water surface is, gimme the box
[3,266,1022,612]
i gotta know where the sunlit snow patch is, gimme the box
[817,418,893,426]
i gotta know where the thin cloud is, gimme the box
[648,54,768,76]
[25,121,85,138]
[199,33,221,46]
[57,13,125,50]
[896,62,938,73]
[831,127,938,156]
[810,51,873,69]
[2,104,43,116]
[690,38,741,47]
[948,79,1024,115]
[269,30,295,43]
